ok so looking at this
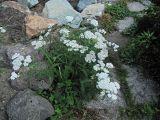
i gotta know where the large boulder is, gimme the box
[81,3,105,18]
[1,1,31,14]
[0,3,27,42]
[77,0,97,11]
[17,0,39,8]
[25,15,57,38]
[7,89,55,120]
[42,0,82,28]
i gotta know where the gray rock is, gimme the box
[127,2,147,12]
[0,68,17,120]
[81,3,105,18]
[108,31,129,48]
[6,43,32,60]
[6,43,51,90]
[77,0,97,11]
[10,62,51,91]
[142,0,152,6]
[17,0,39,8]
[42,0,82,28]
[116,17,134,32]
[124,65,160,104]
[7,89,55,120]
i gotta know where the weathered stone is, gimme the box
[116,17,134,32]
[142,0,152,6]
[25,15,57,38]
[2,1,31,14]
[0,4,27,42]
[7,89,55,120]
[127,2,147,12]
[124,65,160,104]
[77,0,97,11]
[81,3,105,18]
[10,62,51,90]
[42,0,82,28]
[6,43,51,90]
[17,0,39,8]
[6,43,32,60]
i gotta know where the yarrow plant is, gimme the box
[59,19,120,100]
[29,18,121,119]
[31,24,54,49]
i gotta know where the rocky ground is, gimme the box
[0,0,159,120]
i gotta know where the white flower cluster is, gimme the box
[98,29,106,34]
[85,51,96,63]
[10,72,19,80]
[59,28,70,37]
[108,42,119,52]
[31,24,54,49]
[63,39,88,53]
[10,53,32,80]
[87,19,99,27]
[0,27,6,33]
[84,31,97,39]
[59,19,120,100]
[31,40,46,49]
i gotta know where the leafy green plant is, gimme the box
[119,103,159,120]
[105,1,135,21]
[100,1,137,32]
[120,31,156,63]
[30,36,100,119]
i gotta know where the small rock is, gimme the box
[81,3,105,18]
[17,0,39,8]
[25,15,57,38]
[116,17,134,32]
[7,89,55,120]
[42,0,82,28]
[77,0,97,11]
[2,1,31,14]
[127,2,147,12]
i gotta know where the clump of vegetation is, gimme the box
[119,103,159,120]
[100,1,137,32]
[31,39,99,119]
[105,1,132,21]
[99,13,116,32]
[120,31,156,64]
[120,6,160,81]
